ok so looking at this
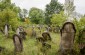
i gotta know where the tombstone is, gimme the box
[16,26,24,35]
[16,26,27,40]
[56,26,60,33]
[48,26,52,32]
[53,27,57,33]
[42,32,51,42]
[78,29,85,55]
[36,32,51,55]
[36,37,45,43]
[37,25,42,33]
[4,24,9,37]
[13,34,23,52]
[42,42,51,49]
[16,27,20,35]
[52,26,60,33]
[19,26,24,32]
[45,26,48,32]
[31,27,36,38]
[19,32,27,39]
[59,22,76,55]
[37,25,41,30]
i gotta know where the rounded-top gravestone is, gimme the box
[59,22,76,55]
[13,34,23,52]
[42,32,51,41]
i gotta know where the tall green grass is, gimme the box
[0,32,60,55]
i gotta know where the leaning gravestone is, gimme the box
[59,22,76,55]
[42,32,51,41]
[13,34,23,52]
[78,29,85,55]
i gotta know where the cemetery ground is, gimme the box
[0,29,61,55]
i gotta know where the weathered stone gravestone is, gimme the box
[37,25,42,34]
[42,32,51,42]
[45,26,49,32]
[16,27,20,35]
[53,26,60,33]
[31,27,36,38]
[19,32,27,39]
[4,24,9,37]
[37,25,41,30]
[36,32,51,43]
[19,26,24,32]
[16,27,27,39]
[13,34,23,52]
[48,26,52,32]
[78,29,85,55]
[36,31,51,55]
[16,26,24,35]
[59,22,76,55]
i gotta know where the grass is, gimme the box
[0,32,60,55]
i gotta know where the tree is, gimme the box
[18,9,28,22]
[64,0,75,17]
[51,11,66,26]
[73,16,85,31]
[73,17,85,44]
[79,16,85,27]
[23,9,28,18]
[19,9,28,19]
[0,0,21,31]
[45,0,63,24]
[0,8,19,30]
[29,7,44,24]
[0,0,11,11]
